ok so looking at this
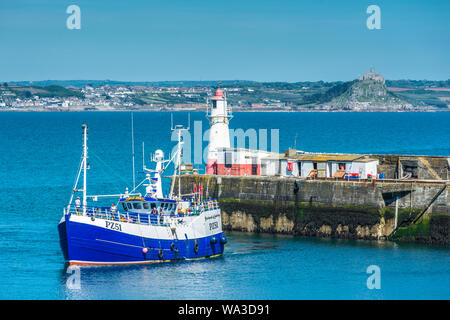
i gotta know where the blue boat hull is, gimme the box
[58,215,225,265]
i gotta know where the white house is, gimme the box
[296,154,379,179]
[348,158,379,178]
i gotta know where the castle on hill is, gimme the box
[358,67,385,84]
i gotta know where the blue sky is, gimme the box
[0,0,449,82]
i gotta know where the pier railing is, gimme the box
[64,200,219,227]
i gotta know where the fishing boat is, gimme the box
[58,122,227,266]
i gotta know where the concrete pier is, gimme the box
[176,175,450,245]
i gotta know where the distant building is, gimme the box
[251,103,265,109]
[358,67,385,84]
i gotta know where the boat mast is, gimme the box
[131,112,136,191]
[177,129,182,200]
[82,124,88,215]
[168,114,190,200]
[142,141,145,171]
[169,128,181,200]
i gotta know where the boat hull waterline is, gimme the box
[59,209,226,266]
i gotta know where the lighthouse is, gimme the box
[206,87,232,174]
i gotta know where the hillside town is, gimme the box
[0,83,292,111]
[0,84,202,111]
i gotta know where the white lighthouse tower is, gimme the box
[206,87,232,174]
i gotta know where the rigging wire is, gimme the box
[89,150,132,194]
[67,150,84,208]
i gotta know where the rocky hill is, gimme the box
[326,79,414,111]
[323,68,414,111]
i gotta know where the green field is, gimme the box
[0,84,84,99]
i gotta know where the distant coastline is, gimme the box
[1,75,449,112]
[1,108,449,113]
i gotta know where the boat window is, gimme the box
[143,203,149,209]
[168,204,172,210]
[133,202,142,209]
[151,203,156,209]
[121,203,128,211]
[127,203,132,209]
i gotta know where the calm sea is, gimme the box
[0,111,448,299]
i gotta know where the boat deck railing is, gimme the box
[64,199,219,227]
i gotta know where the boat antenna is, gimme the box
[66,124,88,213]
[82,124,88,215]
[142,141,145,171]
[168,114,190,200]
[131,112,136,190]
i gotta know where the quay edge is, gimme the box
[175,175,450,246]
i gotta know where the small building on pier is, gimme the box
[215,147,277,176]
[295,153,378,179]
[214,147,379,179]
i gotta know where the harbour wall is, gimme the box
[369,154,449,180]
[176,175,450,245]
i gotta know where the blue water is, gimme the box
[0,112,449,300]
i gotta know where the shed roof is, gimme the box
[295,153,364,162]
[353,157,379,163]
[260,153,284,160]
